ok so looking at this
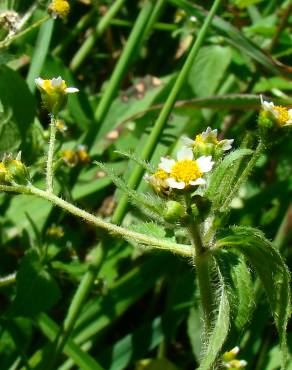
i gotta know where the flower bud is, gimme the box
[163,200,186,222]
[3,153,30,185]
[35,77,79,115]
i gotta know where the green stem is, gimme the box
[0,184,192,258]
[0,272,16,287]
[70,0,126,72]
[185,194,214,333]
[0,15,50,49]
[46,116,57,193]
[110,18,177,32]
[48,246,105,368]
[112,0,222,222]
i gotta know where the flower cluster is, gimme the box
[48,0,70,19]
[222,347,247,369]
[260,95,292,127]
[61,145,90,167]
[145,127,233,193]
[35,77,78,115]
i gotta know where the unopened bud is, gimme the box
[163,200,186,222]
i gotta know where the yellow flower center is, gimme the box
[273,106,290,125]
[43,79,67,93]
[195,133,218,145]
[49,0,70,18]
[0,162,7,174]
[154,168,168,180]
[170,160,202,184]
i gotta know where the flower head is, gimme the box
[48,0,70,19]
[182,127,233,159]
[260,95,292,127]
[222,346,247,369]
[147,147,214,190]
[35,77,78,115]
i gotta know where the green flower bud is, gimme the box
[3,153,30,185]
[0,162,8,183]
[35,77,79,115]
[163,200,186,222]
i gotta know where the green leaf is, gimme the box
[94,161,165,220]
[0,65,35,154]
[115,150,155,173]
[9,251,61,317]
[205,148,253,209]
[216,226,291,370]
[213,249,255,331]
[198,270,230,370]
[188,45,232,97]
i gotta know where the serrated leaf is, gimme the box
[129,222,175,249]
[95,161,165,220]
[213,249,254,331]
[9,251,61,317]
[216,226,291,369]
[115,150,155,173]
[206,149,253,208]
[198,270,230,370]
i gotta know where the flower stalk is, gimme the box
[46,116,57,193]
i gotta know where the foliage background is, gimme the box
[0,0,291,369]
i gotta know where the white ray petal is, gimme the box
[177,147,193,161]
[159,158,175,173]
[196,155,214,173]
[65,87,79,93]
[189,178,206,186]
[166,178,185,189]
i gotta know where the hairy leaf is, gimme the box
[114,149,156,173]
[216,226,291,369]
[198,269,230,370]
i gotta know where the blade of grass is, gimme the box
[70,0,126,72]
[26,18,54,92]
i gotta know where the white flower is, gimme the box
[158,147,214,190]
[35,77,79,94]
[182,127,234,152]
[260,94,292,126]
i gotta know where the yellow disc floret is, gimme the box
[170,160,202,184]
[49,0,70,19]
[273,106,290,126]
[154,168,168,180]
[43,79,67,94]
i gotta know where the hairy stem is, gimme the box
[46,116,57,193]
[0,184,192,258]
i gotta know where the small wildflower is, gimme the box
[182,127,233,159]
[76,145,90,165]
[48,0,70,19]
[56,119,68,133]
[260,95,292,127]
[61,149,78,167]
[146,147,214,191]
[47,224,64,238]
[222,347,247,369]
[35,76,78,115]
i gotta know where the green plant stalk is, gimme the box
[0,272,16,287]
[93,1,156,125]
[110,18,177,32]
[26,18,54,92]
[70,0,126,71]
[49,247,105,367]
[0,184,192,257]
[0,15,50,49]
[185,194,214,334]
[112,0,223,222]
[46,116,57,193]
[53,10,94,56]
